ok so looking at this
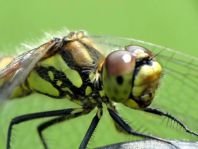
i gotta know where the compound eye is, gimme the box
[105,50,135,76]
[126,45,153,58]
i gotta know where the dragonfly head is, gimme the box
[102,45,162,109]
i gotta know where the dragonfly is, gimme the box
[0,31,197,149]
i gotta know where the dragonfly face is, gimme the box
[0,31,197,149]
[102,45,162,108]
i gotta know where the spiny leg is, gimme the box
[144,107,198,137]
[7,108,75,149]
[79,107,103,149]
[107,108,179,149]
[37,108,90,149]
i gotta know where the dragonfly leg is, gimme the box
[108,108,179,149]
[79,106,103,149]
[37,108,91,149]
[144,107,198,137]
[6,108,81,149]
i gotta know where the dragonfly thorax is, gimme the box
[102,45,162,109]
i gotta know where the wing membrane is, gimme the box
[0,40,57,100]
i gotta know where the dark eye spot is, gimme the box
[116,76,123,85]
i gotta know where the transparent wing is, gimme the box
[0,40,57,100]
[92,35,198,137]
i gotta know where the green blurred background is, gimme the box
[0,0,198,149]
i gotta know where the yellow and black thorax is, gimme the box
[3,32,105,105]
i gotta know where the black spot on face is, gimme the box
[116,76,123,85]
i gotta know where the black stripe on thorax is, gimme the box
[35,64,96,99]
[59,48,96,91]
[77,39,104,63]
[36,66,74,98]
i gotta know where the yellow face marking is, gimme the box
[132,61,162,98]
[123,99,139,109]
[134,61,162,86]
[131,61,162,106]
[132,85,147,97]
